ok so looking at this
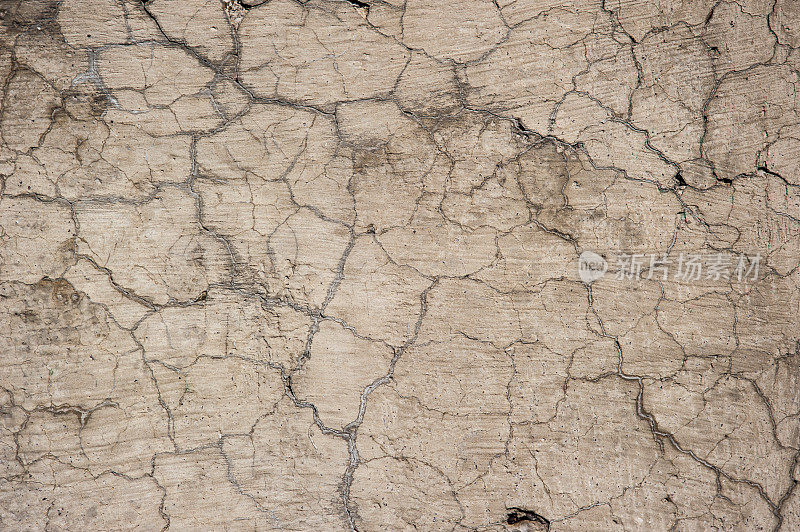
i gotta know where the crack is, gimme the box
[507,507,551,530]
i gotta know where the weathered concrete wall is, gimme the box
[1,0,799,529]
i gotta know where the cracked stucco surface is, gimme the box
[0,0,799,530]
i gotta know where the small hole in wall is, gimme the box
[506,507,550,531]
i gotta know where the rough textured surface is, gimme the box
[1,0,799,530]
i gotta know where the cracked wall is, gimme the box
[0,0,799,530]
